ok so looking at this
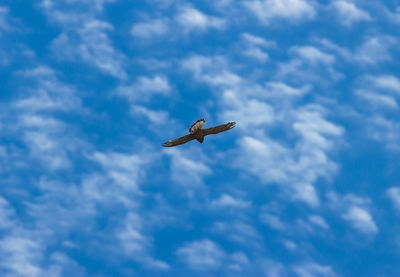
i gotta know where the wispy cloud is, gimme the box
[0,197,15,230]
[176,239,225,270]
[164,148,212,196]
[331,1,372,26]
[212,220,262,245]
[243,0,316,24]
[260,213,286,231]
[240,33,276,62]
[289,46,335,65]
[0,236,43,277]
[278,45,342,83]
[366,75,400,93]
[115,75,171,102]
[131,18,169,38]
[354,89,398,109]
[211,194,251,208]
[354,35,398,64]
[342,206,378,234]
[315,35,399,66]
[293,262,337,277]
[327,192,378,235]
[3,66,83,170]
[233,105,343,207]
[387,187,400,212]
[181,54,343,207]
[308,215,329,230]
[50,19,127,79]
[176,6,226,32]
[0,6,12,33]
[117,212,170,270]
[41,1,127,79]
[181,55,242,88]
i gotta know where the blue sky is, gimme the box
[1,0,400,276]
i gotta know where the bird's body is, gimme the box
[194,129,204,143]
[162,119,236,147]
[189,118,205,143]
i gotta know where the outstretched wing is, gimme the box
[162,134,196,147]
[203,122,236,136]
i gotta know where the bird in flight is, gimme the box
[162,119,236,147]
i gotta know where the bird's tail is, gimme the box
[189,118,205,134]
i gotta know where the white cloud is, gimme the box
[241,33,276,48]
[387,187,400,211]
[354,36,398,64]
[212,221,262,245]
[308,215,329,229]
[241,33,276,62]
[278,45,342,82]
[266,82,311,97]
[116,75,171,101]
[164,148,212,192]
[211,194,250,208]
[4,66,83,170]
[15,66,81,112]
[366,115,400,150]
[0,236,43,277]
[0,6,12,32]
[117,212,169,271]
[260,259,285,277]
[316,36,398,66]
[91,151,147,190]
[0,197,15,230]
[243,0,316,24]
[327,192,378,234]
[332,1,372,26]
[131,18,169,38]
[354,89,398,109]
[180,54,343,209]
[228,252,250,272]
[131,105,170,124]
[283,240,298,250]
[236,136,292,184]
[293,183,320,207]
[290,46,335,65]
[176,239,225,270]
[386,6,400,24]
[233,105,342,207]
[176,6,226,32]
[293,107,344,148]
[221,90,275,129]
[366,75,400,93]
[293,262,337,277]
[342,206,378,234]
[181,55,242,88]
[43,2,127,79]
[23,130,71,170]
[242,47,269,62]
[114,75,172,125]
[260,213,286,230]
[69,19,126,78]
[233,106,342,205]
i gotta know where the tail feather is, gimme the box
[189,118,205,134]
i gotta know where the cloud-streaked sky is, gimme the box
[1,0,400,276]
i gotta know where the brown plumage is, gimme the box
[162,119,236,147]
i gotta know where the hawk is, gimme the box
[162,118,236,147]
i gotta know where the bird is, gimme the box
[162,119,236,147]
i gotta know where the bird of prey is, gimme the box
[162,119,236,147]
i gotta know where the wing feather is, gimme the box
[162,134,196,147]
[203,122,236,136]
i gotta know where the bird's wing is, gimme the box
[203,122,236,136]
[162,134,196,147]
